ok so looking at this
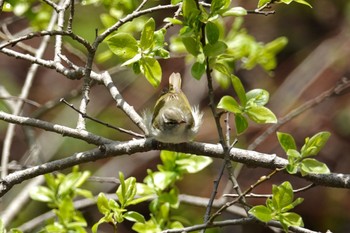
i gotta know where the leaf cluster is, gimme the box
[218,76,277,134]
[107,18,169,87]
[249,181,304,232]
[133,151,212,232]
[29,166,92,233]
[277,131,331,176]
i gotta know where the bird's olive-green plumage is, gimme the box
[146,73,202,143]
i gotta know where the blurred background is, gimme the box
[1,0,350,232]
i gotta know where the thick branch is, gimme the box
[1,138,350,197]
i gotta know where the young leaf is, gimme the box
[265,37,288,54]
[231,75,247,106]
[124,211,146,223]
[272,181,294,211]
[301,131,331,157]
[203,41,227,57]
[246,105,277,124]
[182,36,200,56]
[294,0,312,7]
[300,158,330,176]
[140,57,162,87]
[205,21,219,44]
[30,186,54,203]
[217,96,242,114]
[258,0,271,8]
[221,7,247,17]
[210,0,230,14]
[277,132,297,153]
[140,18,155,50]
[191,62,205,80]
[96,193,110,215]
[235,113,248,134]
[182,0,200,21]
[246,89,270,106]
[279,212,304,232]
[249,205,273,222]
[107,33,138,62]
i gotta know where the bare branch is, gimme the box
[100,71,147,133]
[1,10,59,178]
[0,111,114,145]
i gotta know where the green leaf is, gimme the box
[136,183,156,196]
[30,186,54,203]
[279,212,304,232]
[235,113,248,134]
[211,0,230,14]
[246,89,270,106]
[249,205,273,222]
[301,131,331,157]
[203,41,227,57]
[96,193,111,215]
[116,174,137,206]
[221,7,247,17]
[294,0,312,7]
[140,57,162,87]
[272,181,294,211]
[140,18,155,50]
[205,21,219,44]
[58,172,81,196]
[217,96,241,114]
[164,17,183,25]
[132,219,162,233]
[121,53,142,67]
[182,36,200,56]
[175,154,213,174]
[191,62,205,80]
[286,149,301,174]
[144,171,177,191]
[124,211,145,223]
[107,33,138,62]
[171,0,182,4]
[258,0,271,8]
[265,37,288,54]
[277,132,297,153]
[300,158,330,176]
[246,105,277,124]
[213,62,231,77]
[182,0,200,21]
[231,75,247,106]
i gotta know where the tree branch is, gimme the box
[0,111,114,145]
[1,137,350,197]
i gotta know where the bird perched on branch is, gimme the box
[144,72,203,143]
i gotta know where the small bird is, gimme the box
[144,73,203,143]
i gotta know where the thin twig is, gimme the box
[209,168,281,222]
[60,98,144,138]
[0,96,41,108]
[224,183,316,198]
[0,30,93,52]
[135,0,149,12]
[248,77,350,151]
[67,0,74,32]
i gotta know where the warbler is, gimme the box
[144,73,203,143]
